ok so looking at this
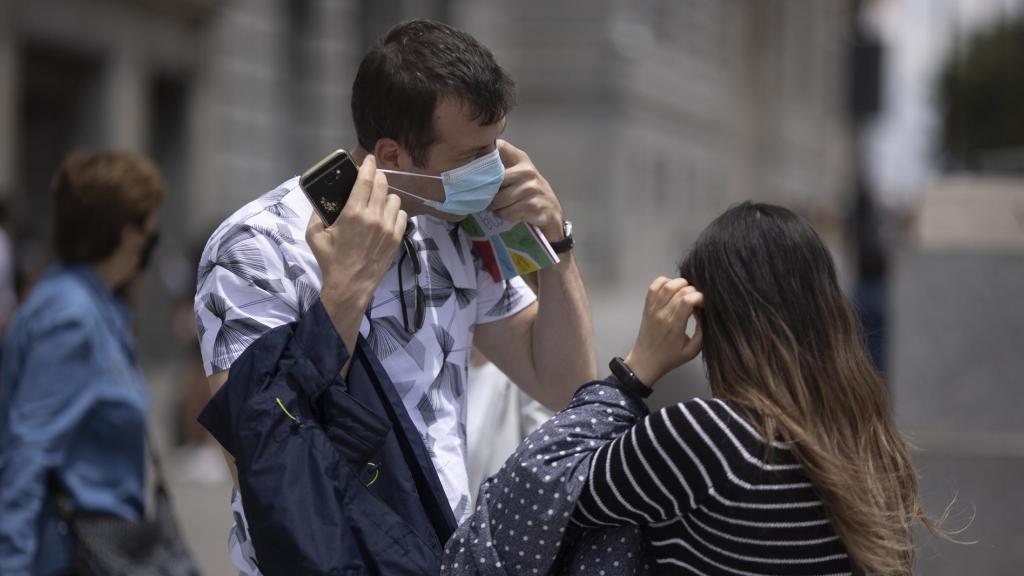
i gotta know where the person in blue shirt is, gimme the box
[0,150,165,576]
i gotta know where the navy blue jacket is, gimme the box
[199,301,458,575]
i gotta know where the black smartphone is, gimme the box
[300,149,359,226]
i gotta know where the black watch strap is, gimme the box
[549,220,574,254]
[608,356,653,399]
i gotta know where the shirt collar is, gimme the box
[57,262,135,358]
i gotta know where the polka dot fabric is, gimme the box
[558,527,652,576]
[442,380,652,575]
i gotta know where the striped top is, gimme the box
[571,397,854,576]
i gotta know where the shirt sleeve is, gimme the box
[572,399,715,528]
[442,379,649,575]
[194,225,304,376]
[474,270,536,326]
[0,314,101,575]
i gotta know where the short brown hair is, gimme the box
[352,20,516,166]
[51,149,166,263]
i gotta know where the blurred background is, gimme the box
[1,0,1022,573]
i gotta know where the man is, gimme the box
[194,20,595,574]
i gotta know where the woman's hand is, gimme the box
[624,277,704,388]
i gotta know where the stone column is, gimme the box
[104,47,147,151]
[0,1,17,200]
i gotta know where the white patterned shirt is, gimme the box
[194,177,535,572]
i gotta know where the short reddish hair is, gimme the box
[51,149,165,263]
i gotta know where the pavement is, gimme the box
[145,361,236,576]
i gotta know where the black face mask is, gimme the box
[137,231,161,273]
[115,231,160,301]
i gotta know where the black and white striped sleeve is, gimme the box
[572,399,717,528]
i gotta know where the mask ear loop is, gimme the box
[378,168,442,180]
[385,183,442,210]
[378,168,445,209]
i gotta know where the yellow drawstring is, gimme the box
[366,462,380,486]
[275,397,297,421]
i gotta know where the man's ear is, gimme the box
[373,138,402,169]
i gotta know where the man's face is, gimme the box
[389,97,506,221]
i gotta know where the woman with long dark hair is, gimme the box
[445,202,944,575]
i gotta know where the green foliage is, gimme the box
[939,17,1024,168]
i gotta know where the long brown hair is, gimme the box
[680,202,941,575]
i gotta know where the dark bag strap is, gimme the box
[144,435,172,498]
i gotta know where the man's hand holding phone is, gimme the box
[305,154,407,356]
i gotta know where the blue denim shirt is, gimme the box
[0,265,149,576]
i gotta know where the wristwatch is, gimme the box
[608,356,653,399]
[549,220,575,254]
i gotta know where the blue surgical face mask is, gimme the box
[379,147,505,216]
